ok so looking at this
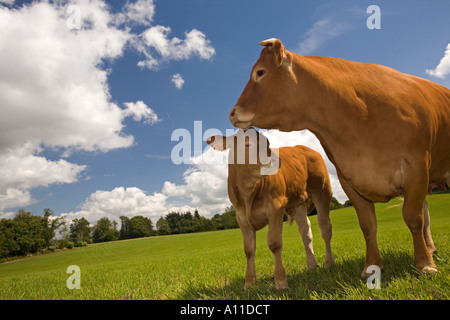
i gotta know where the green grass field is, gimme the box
[1,194,449,300]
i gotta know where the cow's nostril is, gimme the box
[230,108,236,118]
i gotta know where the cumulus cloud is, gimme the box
[62,148,230,224]
[136,26,215,70]
[171,73,185,89]
[0,1,170,214]
[61,129,348,225]
[297,19,349,55]
[61,187,168,223]
[426,43,450,79]
[0,144,86,212]
[123,100,160,124]
[0,0,216,216]
[116,0,155,26]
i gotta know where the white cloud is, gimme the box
[0,189,33,214]
[297,19,349,55]
[116,0,155,26]
[0,144,86,212]
[171,73,185,89]
[61,129,348,225]
[0,144,86,191]
[0,1,133,154]
[136,26,215,70]
[123,100,160,125]
[0,0,215,216]
[61,187,169,224]
[0,1,162,214]
[426,43,450,79]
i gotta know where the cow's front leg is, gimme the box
[236,215,256,288]
[267,208,288,289]
[337,172,382,279]
[402,167,437,275]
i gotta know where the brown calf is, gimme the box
[207,128,334,289]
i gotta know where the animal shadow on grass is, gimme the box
[177,250,416,300]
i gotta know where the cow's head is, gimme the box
[206,127,280,176]
[229,38,302,131]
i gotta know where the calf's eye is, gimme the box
[257,70,265,77]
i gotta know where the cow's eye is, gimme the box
[256,69,265,77]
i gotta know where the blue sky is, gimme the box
[1,0,449,224]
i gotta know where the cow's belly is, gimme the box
[337,156,405,203]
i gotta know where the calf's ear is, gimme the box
[259,38,288,66]
[206,135,227,151]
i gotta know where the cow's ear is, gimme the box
[259,38,288,66]
[206,135,227,151]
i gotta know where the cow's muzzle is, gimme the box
[229,106,253,130]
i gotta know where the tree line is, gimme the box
[0,196,350,260]
[0,206,239,260]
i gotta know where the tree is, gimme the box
[0,218,20,257]
[120,216,154,239]
[212,206,238,230]
[119,216,131,239]
[165,212,182,234]
[41,208,64,247]
[156,217,171,235]
[70,217,91,243]
[330,197,344,210]
[13,210,45,254]
[92,217,117,243]
[129,216,154,238]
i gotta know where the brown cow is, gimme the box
[229,38,450,278]
[207,128,334,289]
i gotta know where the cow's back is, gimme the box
[300,55,450,183]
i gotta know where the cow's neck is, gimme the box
[290,55,367,175]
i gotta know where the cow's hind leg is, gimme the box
[337,172,382,279]
[267,208,288,289]
[293,205,318,270]
[310,192,335,268]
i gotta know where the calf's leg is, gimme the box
[236,214,257,287]
[267,208,288,289]
[293,205,318,270]
[311,192,335,267]
[423,200,436,254]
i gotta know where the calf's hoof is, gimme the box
[275,279,289,290]
[360,264,383,280]
[418,266,438,275]
[325,256,335,268]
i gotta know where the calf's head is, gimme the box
[207,127,280,176]
[229,38,302,131]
